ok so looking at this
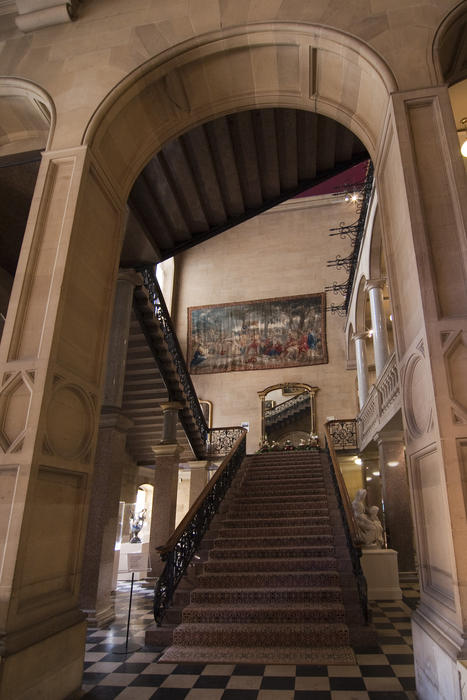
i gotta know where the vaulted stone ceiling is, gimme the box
[122,107,369,265]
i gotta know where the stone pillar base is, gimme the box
[0,619,87,700]
[412,609,463,700]
[360,548,402,600]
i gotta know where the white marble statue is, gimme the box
[352,489,384,548]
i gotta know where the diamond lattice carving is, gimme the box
[0,372,33,452]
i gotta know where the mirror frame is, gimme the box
[258,382,319,443]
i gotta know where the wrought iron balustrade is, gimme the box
[153,430,247,625]
[207,426,246,456]
[326,162,374,314]
[138,265,209,447]
[326,419,358,450]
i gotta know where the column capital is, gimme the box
[160,401,185,412]
[117,268,142,287]
[353,331,370,342]
[152,443,183,458]
[99,410,134,432]
[365,278,386,292]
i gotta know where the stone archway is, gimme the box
[0,17,466,700]
[83,23,397,200]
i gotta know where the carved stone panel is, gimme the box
[45,380,95,462]
[445,332,467,417]
[403,352,433,439]
[16,466,87,614]
[0,371,33,453]
[410,445,455,608]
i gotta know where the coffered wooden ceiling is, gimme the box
[123,108,369,265]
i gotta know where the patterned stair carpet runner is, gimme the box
[158,451,359,665]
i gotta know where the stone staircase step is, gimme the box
[172,621,350,647]
[204,556,338,573]
[213,534,334,548]
[182,601,346,624]
[231,493,327,504]
[218,524,332,538]
[221,515,330,528]
[209,545,336,560]
[190,586,343,605]
[197,571,339,588]
[158,644,356,665]
[236,486,326,496]
[241,475,324,485]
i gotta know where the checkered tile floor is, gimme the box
[81,581,419,699]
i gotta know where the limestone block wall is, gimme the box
[173,193,359,452]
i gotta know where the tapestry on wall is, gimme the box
[188,292,327,375]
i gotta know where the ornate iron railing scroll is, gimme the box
[207,426,246,456]
[326,419,357,451]
[324,421,369,624]
[153,430,247,625]
[138,266,209,446]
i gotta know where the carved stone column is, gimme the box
[160,401,184,444]
[378,85,467,698]
[80,269,140,626]
[375,432,415,572]
[353,332,370,408]
[0,146,126,699]
[149,444,182,576]
[366,279,390,377]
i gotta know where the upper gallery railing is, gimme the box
[324,421,369,622]
[357,352,400,448]
[326,419,358,450]
[153,429,247,624]
[138,265,209,446]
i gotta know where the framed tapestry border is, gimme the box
[187,292,327,375]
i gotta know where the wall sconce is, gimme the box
[458,118,467,158]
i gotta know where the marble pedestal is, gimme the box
[117,542,150,581]
[360,548,402,600]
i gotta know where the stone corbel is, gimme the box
[15,0,80,32]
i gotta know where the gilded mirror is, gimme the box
[258,383,318,446]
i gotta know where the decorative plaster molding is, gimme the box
[15,0,80,32]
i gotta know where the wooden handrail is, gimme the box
[324,421,360,547]
[157,428,247,556]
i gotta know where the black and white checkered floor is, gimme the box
[81,581,419,699]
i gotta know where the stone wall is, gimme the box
[174,193,359,452]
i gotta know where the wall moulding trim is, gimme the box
[409,442,456,612]
[14,465,88,619]
[0,77,55,150]
[3,148,88,365]
[0,465,20,581]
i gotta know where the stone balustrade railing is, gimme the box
[357,352,400,450]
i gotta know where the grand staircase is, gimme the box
[151,450,374,665]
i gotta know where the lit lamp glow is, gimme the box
[459,118,467,157]
[387,461,399,467]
